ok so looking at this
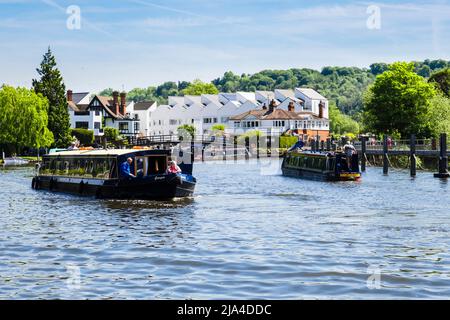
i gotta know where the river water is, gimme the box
[1,159,450,299]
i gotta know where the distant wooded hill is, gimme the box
[99,59,450,116]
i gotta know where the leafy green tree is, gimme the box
[0,85,54,153]
[103,127,120,141]
[211,124,226,136]
[427,94,450,138]
[364,62,436,138]
[32,47,71,148]
[370,63,389,75]
[127,87,158,103]
[156,82,179,100]
[416,65,431,78]
[70,128,94,146]
[182,79,219,96]
[329,102,360,135]
[177,124,196,138]
[429,68,450,97]
[99,88,114,97]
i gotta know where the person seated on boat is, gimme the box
[343,141,357,170]
[120,157,136,178]
[288,140,305,152]
[166,160,182,174]
[67,142,78,151]
[136,158,144,177]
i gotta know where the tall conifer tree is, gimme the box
[32,47,71,147]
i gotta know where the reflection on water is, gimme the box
[1,161,450,299]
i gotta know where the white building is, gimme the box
[68,88,329,140]
[229,100,330,141]
[67,90,138,140]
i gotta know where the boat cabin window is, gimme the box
[40,156,117,179]
[134,156,168,176]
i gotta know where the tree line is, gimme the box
[1,48,70,155]
[1,47,450,157]
[100,59,450,117]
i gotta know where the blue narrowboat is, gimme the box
[32,149,196,199]
[282,150,361,181]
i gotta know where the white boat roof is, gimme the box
[46,149,148,157]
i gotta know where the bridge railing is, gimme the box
[355,138,440,152]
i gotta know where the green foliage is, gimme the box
[177,124,196,138]
[0,85,54,151]
[212,68,375,115]
[364,62,436,138]
[103,127,120,142]
[237,130,262,144]
[280,136,299,149]
[369,63,389,76]
[211,124,226,135]
[99,88,114,97]
[98,59,450,116]
[429,68,450,97]
[70,128,94,146]
[427,94,450,138]
[182,79,219,96]
[329,102,360,135]
[32,47,71,148]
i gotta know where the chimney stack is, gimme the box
[319,101,324,118]
[113,91,120,115]
[269,99,277,113]
[288,101,295,112]
[67,90,73,102]
[120,92,127,116]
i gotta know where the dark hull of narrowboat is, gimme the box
[281,161,361,182]
[32,174,196,199]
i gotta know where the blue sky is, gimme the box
[1,0,449,92]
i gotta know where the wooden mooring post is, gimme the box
[256,134,260,159]
[383,135,389,175]
[326,138,331,152]
[223,135,227,161]
[360,136,367,172]
[434,133,450,178]
[190,139,195,165]
[410,134,416,177]
[234,136,238,162]
[245,137,250,161]
[267,135,272,158]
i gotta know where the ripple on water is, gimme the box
[1,164,450,299]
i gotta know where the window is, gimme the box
[169,119,178,125]
[95,110,100,116]
[234,121,240,128]
[94,122,101,129]
[119,122,129,132]
[75,122,89,129]
[74,111,89,116]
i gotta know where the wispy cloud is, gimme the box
[39,0,115,38]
